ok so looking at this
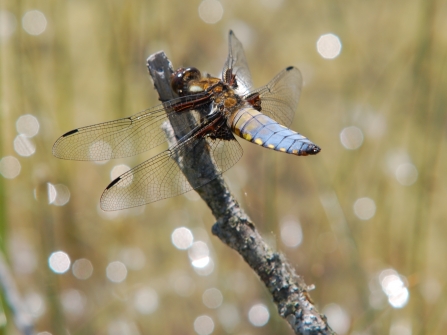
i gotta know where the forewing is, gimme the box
[247,66,302,127]
[100,128,243,210]
[52,94,209,161]
[222,30,254,95]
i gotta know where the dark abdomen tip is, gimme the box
[308,144,321,155]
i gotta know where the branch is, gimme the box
[147,52,335,335]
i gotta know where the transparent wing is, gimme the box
[52,93,210,161]
[100,127,243,210]
[247,66,302,127]
[222,30,254,95]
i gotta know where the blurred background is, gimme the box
[1,0,446,334]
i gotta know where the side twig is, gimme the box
[147,52,335,335]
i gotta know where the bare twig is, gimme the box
[0,251,34,335]
[147,52,335,335]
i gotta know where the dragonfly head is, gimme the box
[171,67,202,96]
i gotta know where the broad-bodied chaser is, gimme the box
[53,31,320,210]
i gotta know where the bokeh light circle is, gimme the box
[0,156,21,179]
[194,258,214,276]
[14,135,36,157]
[106,261,127,283]
[395,163,418,186]
[172,227,194,250]
[380,269,409,308]
[188,241,210,267]
[61,289,86,317]
[134,287,159,314]
[194,315,214,335]
[0,11,17,40]
[217,304,240,332]
[340,126,363,150]
[72,258,93,280]
[52,184,71,206]
[353,197,376,220]
[16,114,40,137]
[108,320,137,335]
[248,303,269,327]
[317,33,342,59]
[48,251,71,274]
[25,291,45,318]
[202,288,223,309]
[390,320,412,335]
[280,219,303,247]
[323,303,350,334]
[47,183,57,204]
[198,0,223,24]
[388,287,409,308]
[173,274,196,297]
[22,10,47,36]
[119,247,146,270]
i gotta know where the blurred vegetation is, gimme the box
[1,0,447,334]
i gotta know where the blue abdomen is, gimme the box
[229,107,320,156]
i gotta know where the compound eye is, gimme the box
[171,67,202,95]
[171,67,186,94]
[183,67,201,82]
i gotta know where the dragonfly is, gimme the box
[53,31,321,211]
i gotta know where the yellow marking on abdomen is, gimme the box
[267,144,275,149]
[279,147,286,152]
[243,133,252,141]
[254,138,263,145]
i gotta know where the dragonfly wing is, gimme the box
[222,30,254,95]
[52,94,209,161]
[206,127,243,173]
[247,66,302,128]
[100,126,243,210]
